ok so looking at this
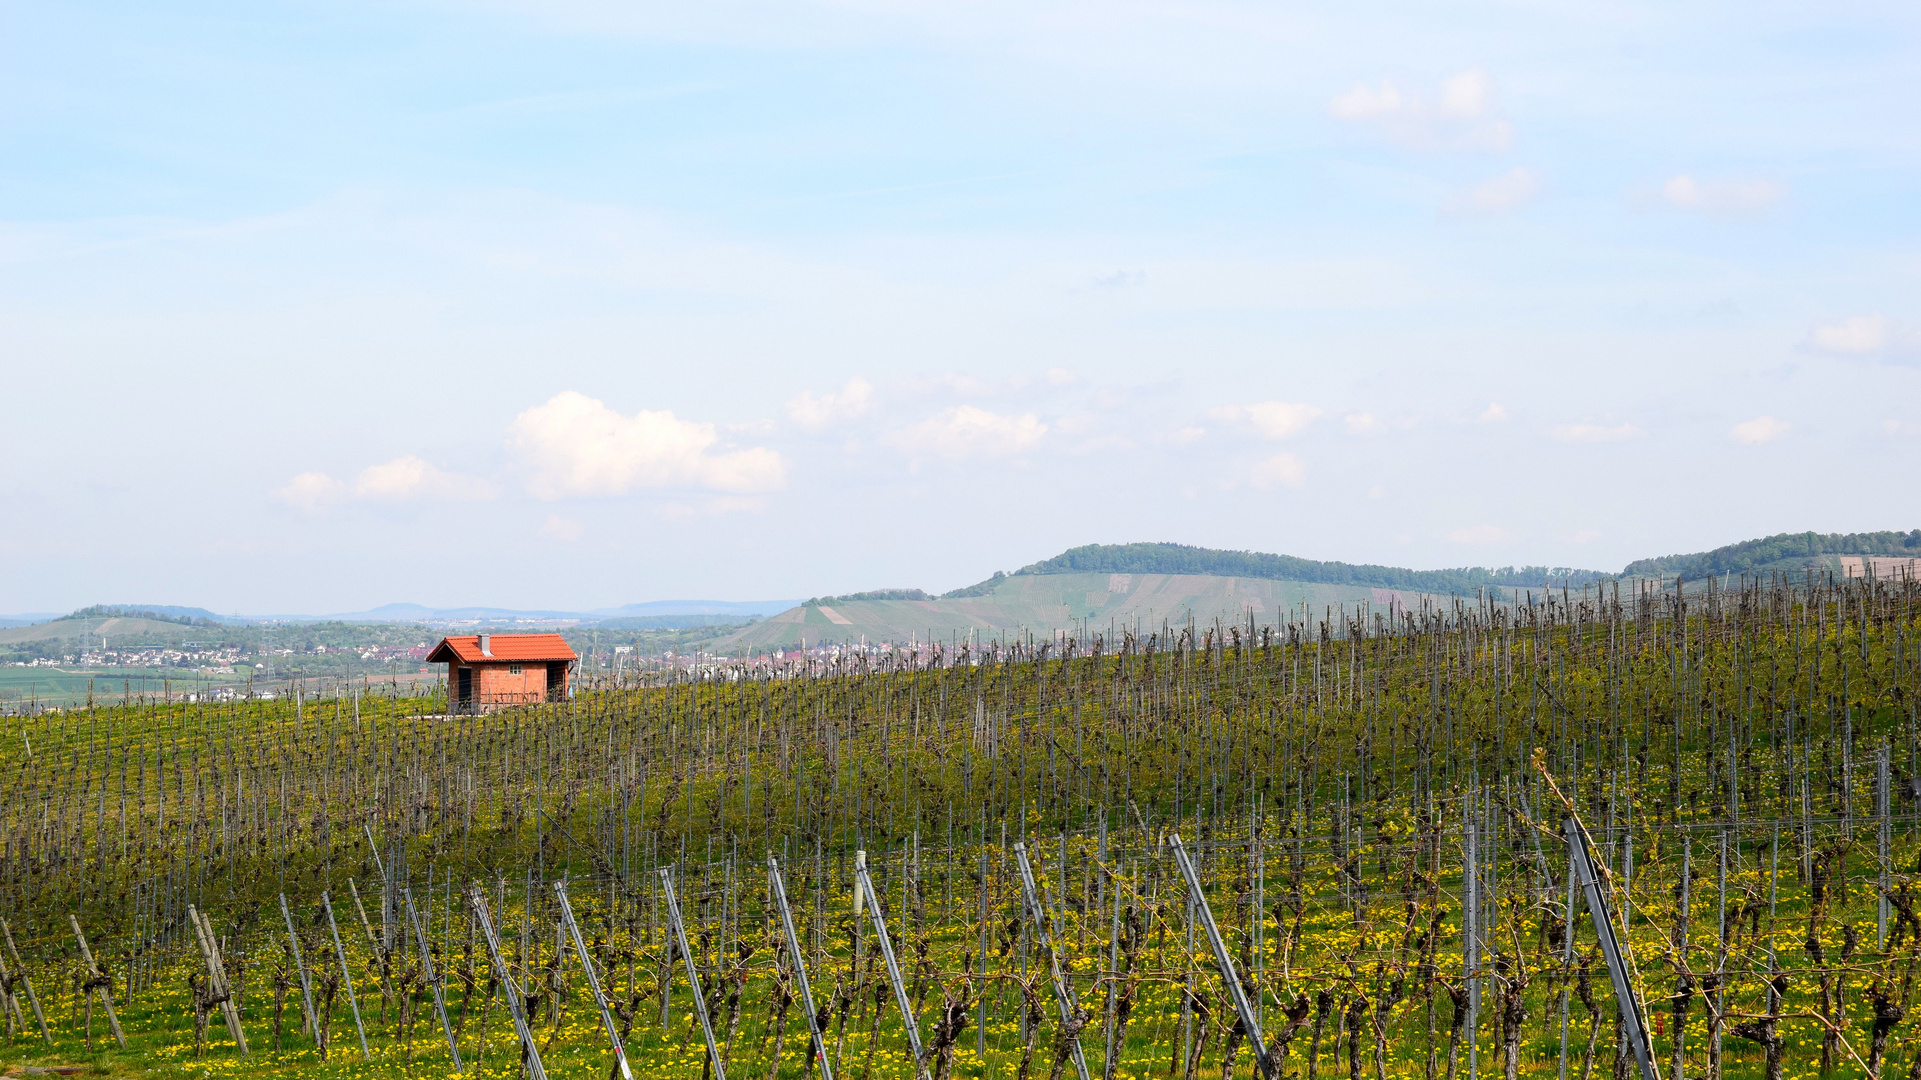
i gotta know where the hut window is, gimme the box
[509,663,522,675]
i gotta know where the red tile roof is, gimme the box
[427,633,578,664]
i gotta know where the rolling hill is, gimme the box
[0,615,228,647]
[716,568,1454,653]
[715,532,1920,653]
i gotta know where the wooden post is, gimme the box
[0,919,52,1046]
[188,905,249,1055]
[69,914,127,1050]
[0,941,24,1037]
[321,891,371,1059]
[279,894,320,1046]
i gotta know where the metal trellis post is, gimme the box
[661,864,728,1080]
[1015,841,1092,1080]
[855,850,931,1080]
[470,885,549,1080]
[406,887,465,1071]
[1166,834,1275,1080]
[555,881,634,1080]
[769,856,835,1080]
[1564,818,1658,1080]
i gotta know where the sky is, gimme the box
[3,0,1919,614]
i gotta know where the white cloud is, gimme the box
[1328,81,1404,121]
[1328,68,1512,151]
[1553,422,1644,443]
[785,377,874,432]
[274,455,491,514]
[1572,529,1601,543]
[507,390,785,498]
[537,514,583,542]
[1730,416,1789,445]
[1449,524,1505,543]
[1250,452,1306,489]
[887,405,1046,459]
[1807,313,1890,355]
[1438,68,1492,119]
[273,471,344,514]
[1344,412,1384,435]
[1211,401,1322,439]
[1661,175,1783,214]
[353,456,493,501]
[1479,402,1509,423]
[1446,168,1540,213]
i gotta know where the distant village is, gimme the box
[8,642,431,673]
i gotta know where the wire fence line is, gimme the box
[2,570,1919,1077]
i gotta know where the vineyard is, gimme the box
[3,574,1920,1080]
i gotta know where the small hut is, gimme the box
[427,633,578,711]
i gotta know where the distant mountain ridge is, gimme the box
[328,599,800,625]
[66,604,242,626]
[723,530,1920,652]
[12,530,1913,638]
[948,542,1608,597]
[2,599,800,630]
[1622,530,1921,581]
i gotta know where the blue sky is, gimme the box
[3,0,1918,613]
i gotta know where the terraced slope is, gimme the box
[0,615,212,646]
[716,571,1433,652]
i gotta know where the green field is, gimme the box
[0,665,253,706]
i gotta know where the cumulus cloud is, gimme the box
[1344,412,1384,435]
[1810,314,1887,354]
[1553,422,1644,443]
[785,377,874,432]
[353,456,493,501]
[1804,313,1919,359]
[1478,403,1509,423]
[887,405,1047,459]
[274,455,492,514]
[1211,401,1322,439]
[1329,67,1512,151]
[1661,175,1783,214]
[508,391,785,498]
[1446,168,1540,213]
[1730,416,1790,445]
[1250,452,1306,489]
[274,471,344,514]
